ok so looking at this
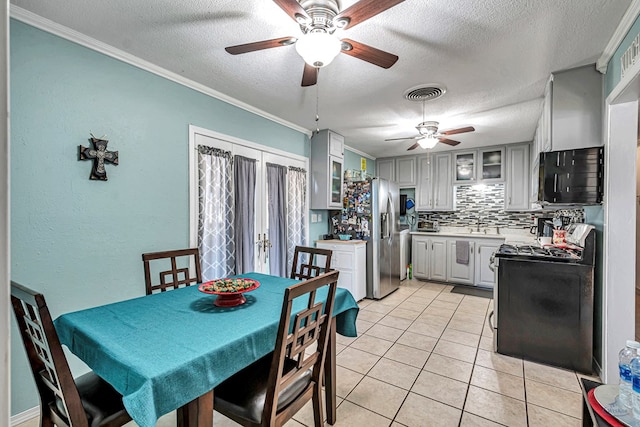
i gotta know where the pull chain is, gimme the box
[315,76,320,134]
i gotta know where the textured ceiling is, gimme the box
[11,0,631,157]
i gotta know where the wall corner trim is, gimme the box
[597,0,640,73]
[9,6,313,137]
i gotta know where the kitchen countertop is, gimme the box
[410,227,537,245]
[315,239,367,245]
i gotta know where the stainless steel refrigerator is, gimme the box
[366,178,401,299]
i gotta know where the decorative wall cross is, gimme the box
[78,135,118,181]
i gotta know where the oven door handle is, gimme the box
[488,310,495,331]
[489,253,496,272]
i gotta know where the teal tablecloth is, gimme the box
[54,273,359,427]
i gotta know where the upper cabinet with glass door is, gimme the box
[453,147,505,184]
[479,148,504,182]
[454,152,476,184]
[310,129,345,209]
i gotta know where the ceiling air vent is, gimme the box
[403,85,446,102]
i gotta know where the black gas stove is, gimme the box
[494,227,595,266]
[495,243,583,262]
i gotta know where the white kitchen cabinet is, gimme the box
[316,240,366,301]
[475,240,500,288]
[412,236,429,279]
[396,157,417,187]
[432,153,453,211]
[548,65,603,152]
[376,157,416,188]
[430,238,448,281]
[416,155,433,210]
[411,235,447,281]
[479,147,505,182]
[415,153,452,211]
[453,151,476,184]
[399,229,411,280]
[412,233,503,287]
[376,158,394,182]
[310,130,344,209]
[505,143,530,211]
[447,240,475,285]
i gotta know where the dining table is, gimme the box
[54,272,359,427]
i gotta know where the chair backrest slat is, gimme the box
[290,246,332,280]
[141,248,202,295]
[11,282,89,427]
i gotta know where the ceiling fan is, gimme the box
[385,121,476,150]
[224,0,404,87]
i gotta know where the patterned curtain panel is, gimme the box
[233,155,256,275]
[266,163,288,277]
[197,145,235,281]
[287,166,307,273]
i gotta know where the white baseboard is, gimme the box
[10,406,38,426]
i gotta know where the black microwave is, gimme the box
[538,146,604,205]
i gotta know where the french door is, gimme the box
[189,126,308,278]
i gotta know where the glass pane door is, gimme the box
[330,157,343,205]
[481,149,503,181]
[455,152,475,183]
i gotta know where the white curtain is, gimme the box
[287,166,307,273]
[197,145,235,281]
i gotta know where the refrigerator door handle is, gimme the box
[388,194,394,239]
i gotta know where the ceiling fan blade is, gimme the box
[273,0,311,23]
[406,142,420,151]
[438,138,461,146]
[334,0,405,30]
[301,63,318,87]
[340,39,399,69]
[385,135,419,142]
[441,126,475,136]
[225,36,297,55]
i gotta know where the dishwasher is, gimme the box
[490,224,596,374]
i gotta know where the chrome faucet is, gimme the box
[476,216,482,232]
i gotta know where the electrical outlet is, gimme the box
[317,213,322,222]
[311,214,318,223]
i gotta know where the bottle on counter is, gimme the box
[631,356,640,417]
[619,340,640,408]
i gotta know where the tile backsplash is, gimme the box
[417,184,584,229]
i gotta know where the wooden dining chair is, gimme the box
[289,246,333,280]
[213,270,339,427]
[141,247,202,295]
[11,281,132,427]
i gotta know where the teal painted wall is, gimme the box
[343,149,375,176]
[10,20,308,414]
[308,149,376,241]
[605,14,640,95]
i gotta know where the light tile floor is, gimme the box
[16,278,600,427]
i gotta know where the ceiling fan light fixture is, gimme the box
[295,31,341,68]
[418,136,438,149]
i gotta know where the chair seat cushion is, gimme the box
[54,371,129,427]
[214,353,312,424]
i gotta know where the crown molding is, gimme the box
[597,0,640,73]
[344,144,375,160]
[9,6,312,137]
